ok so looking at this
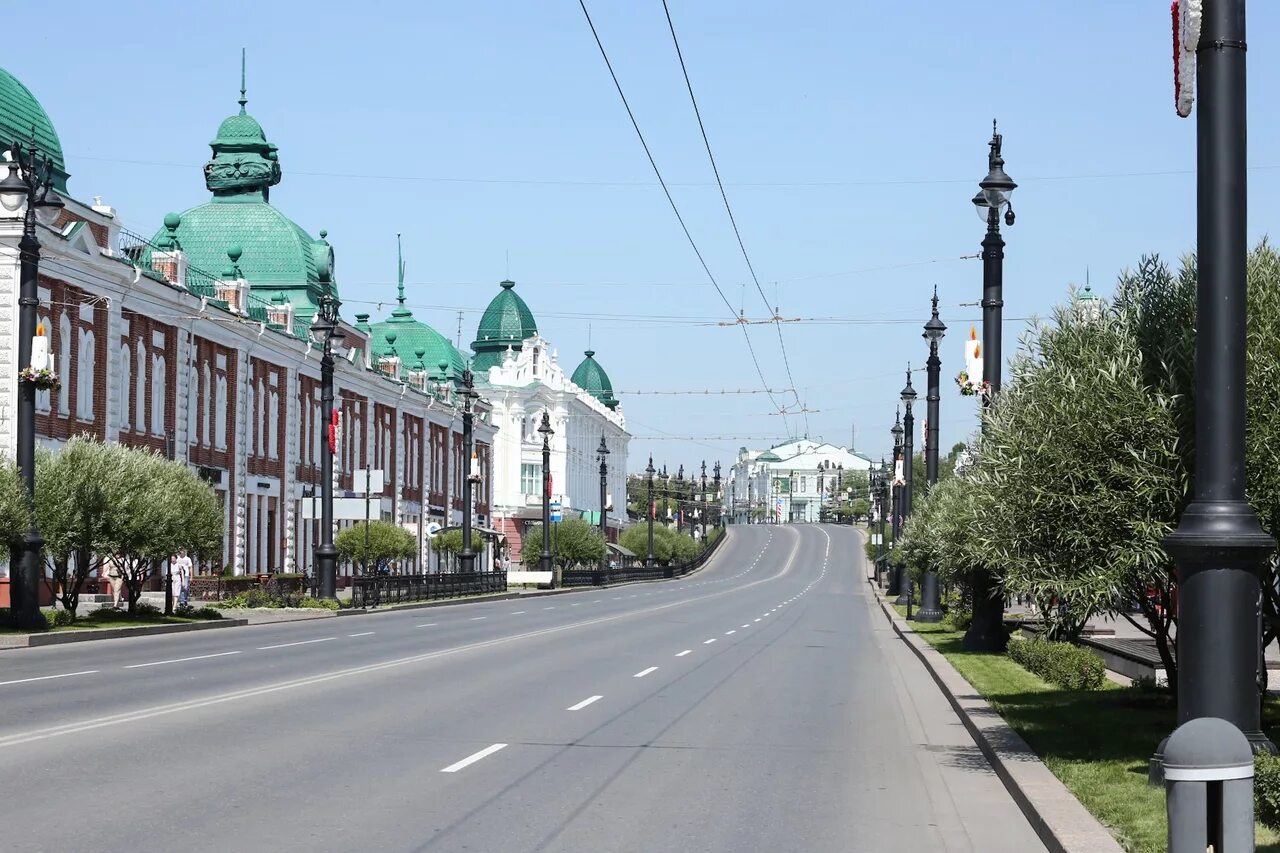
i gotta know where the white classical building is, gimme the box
[470,281,630,563]
[725,439,871,524]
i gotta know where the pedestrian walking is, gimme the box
[104,555,125,608]
[173,549,193,606]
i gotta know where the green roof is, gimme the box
[0,67,69,192]
[758,451,782,462]
[471,280,537,360]
[570,350,618,409]
[146,68,333,317]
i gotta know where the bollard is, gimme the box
[1164,717,1255,853]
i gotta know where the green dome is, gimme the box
[471,280,537,370]
[371,308,466,379]
[147,202,334,316]
[0,67,68,192]
[214,112,267,142]
[758,451,782,463]
[570,350,618,410]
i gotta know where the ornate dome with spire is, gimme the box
[147,51,334,319]
[0,67,69,192]
[570,350,618,410]
[471,280,538,372]
[370,234,466,379]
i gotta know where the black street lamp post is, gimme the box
[888,410,904,596]
[713,461,722,529]
[458,364,480,574]
[538,412,555,584]
[306,294,343,600]
[1,140,63,625]
[964,121,1018,652]
[645,456,656,565]
[897,370,916,607]
[917,289,947,622]
[596,435,609,585]
[876,459,889,587]
[660,465,670,528]
[700,461,708,541]
[1161,0,1276,757]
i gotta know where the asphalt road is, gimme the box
[0,525,1044,852]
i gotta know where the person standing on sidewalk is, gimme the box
[173,549,193,607]
[104,555,125,609]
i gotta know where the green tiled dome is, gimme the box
[370,241,466,378]
[570,350,618,410]
[471,280,537,367]
[0,67,69,192]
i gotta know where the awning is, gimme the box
[607,543,637,558]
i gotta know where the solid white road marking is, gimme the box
[754,618,762,622]
[703,638,717,644]
[416,623,437,628]
[544,606,556,610]
[510,611,527,615]
[675,650,692,657]
[741,624,750,628]
[0,670,98,687]
[567,695,603,711]
[125,651,242,669]
[633,667,658,678]
[348,632,374,638]
[257,638,335,651]
[725,630,736,635]
[441,743,507,773]
[470,617,488,621]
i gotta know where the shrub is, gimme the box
[297,597,340,611]
[1256,753,1280,829]
[1006,636,1105,690]
[173,603,221,620]
[134,601,162,617]
[220,589,281,609]
[43,608,74,628]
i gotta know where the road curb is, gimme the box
[868,580,1125,853]
[0,617,250,649]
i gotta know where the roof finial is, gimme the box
[238,48,248,115]
[396,232,405,306]
[588,323,592,351]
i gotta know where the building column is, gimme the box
[282,365,299,574]
[232,349,250,575]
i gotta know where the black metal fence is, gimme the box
[350,571,507,608]
[561,531,726,588]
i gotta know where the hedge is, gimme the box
[1006,636,1106,690]
[1258,753,1280,829]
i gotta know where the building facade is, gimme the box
[725,439,870,524]
[469,280,630,564]
[0,67,496,578]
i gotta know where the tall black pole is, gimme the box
[877,466,889,587]
[918,289,946,622]
[459,366,477,574]
[887,411,904,595]
[597,435,609,584]
[314,295,340,600]
[645,456,656,565]
[538,412,554,585]
[1163,0,1275,756]
[964,122,1016,652]
[896,372,916,606]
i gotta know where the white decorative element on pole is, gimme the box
[1174,0,1202,118]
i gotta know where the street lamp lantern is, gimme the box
[974,120,1016,225]
[538,411,555,584]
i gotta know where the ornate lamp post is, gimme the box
[888,410,904,596]
[896,368,917,607]
[713,461,722,529]
[675,464,685,533]
[596,434,609,584]
[537,412,555,584]
[917,288,947,622]
[964,120,1017,651]
[645,456,656,565]
[1,140,63,624]
[875,460,889,586]
[1161,0,1276,758]
[700,461,709,540]
[660,465,670,527]
[458,363,480,574]
[305,294,343,600]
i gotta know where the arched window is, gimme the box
[215,373,228,450]
[246,378,256,457]
[57,314,71,416]
[268,387,279,459]
[202,362,212,446]
[76,329,95,421]
[118,345,131,431]
[151,353,166,436]
[134,340,146,433]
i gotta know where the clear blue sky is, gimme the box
[13,1,1280,473]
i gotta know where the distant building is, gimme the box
[725,439,870,524]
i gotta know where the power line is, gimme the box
[660,0,805,434]
[576,0,789,424]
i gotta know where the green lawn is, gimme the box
[0,613,211,634]
[889,605,1280,853]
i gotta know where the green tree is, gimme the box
[620,522,666,562]
[336,521,416,574]
[37,439,116,619]
[520,517,605,567]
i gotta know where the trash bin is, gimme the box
[1164,716,1255,853]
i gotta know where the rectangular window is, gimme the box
[521,463,541,496]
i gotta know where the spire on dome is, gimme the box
[397,232,406,306]
[239,47,248,115]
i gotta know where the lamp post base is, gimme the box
[315,543,339,600]
[915,571,944,623]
